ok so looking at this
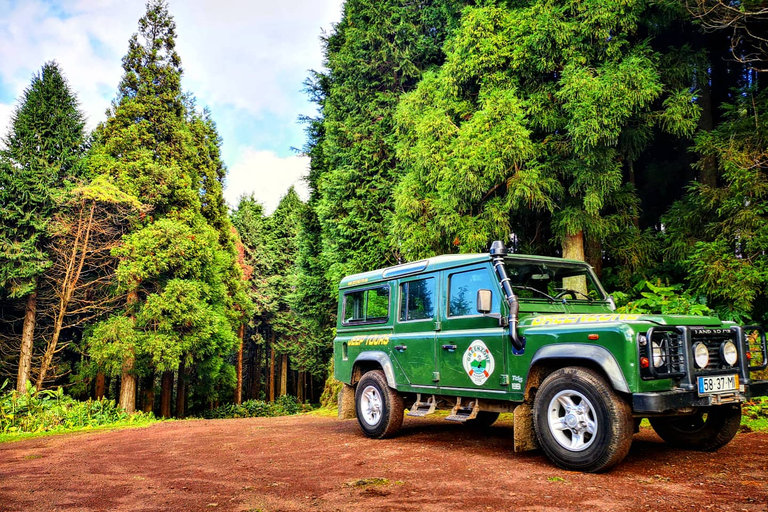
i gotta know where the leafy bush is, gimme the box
[200,395,310,420]
[0,380,154,435]
[616,281,713,316]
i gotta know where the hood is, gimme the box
[521,313,725,328]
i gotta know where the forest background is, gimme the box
[0,0,766,421]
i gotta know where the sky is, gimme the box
[0,0,345,213]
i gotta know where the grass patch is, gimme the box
[742,397,768,432]
[1,383,156,442]
[0,413,158,444]
[200,395,313,420]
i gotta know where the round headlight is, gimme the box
[693,342,709,368]
[651,341,664,368]
[721,341,738,366]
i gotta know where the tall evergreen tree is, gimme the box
[87,0,250,413]
[0,61,88,393]
[305,0,468,290]
[392,0,700,279]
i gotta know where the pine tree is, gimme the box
[87,0,250,413]
[392,0,700,280]
[305,0,468,288]
[0,61,88,393]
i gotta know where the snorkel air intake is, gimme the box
[490,240,525,352]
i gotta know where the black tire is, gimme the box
[355,370,404,439]
[649,405,741,451]
[465,411,500,429]
[533,367,634,473]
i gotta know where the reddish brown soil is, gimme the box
[1,415,767,512]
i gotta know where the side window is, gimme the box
[342,287,389,325]
[448,268,499,317]
[399,278,435,322]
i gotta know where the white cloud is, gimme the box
[174,0,343,117]
[226,149,310,213]
[0,0,145,132]
[0,0,343,207]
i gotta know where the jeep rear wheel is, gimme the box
[649,405,741,451]
[355,370,404,439]
[533,367,633,473]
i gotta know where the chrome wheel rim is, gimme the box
[360,385,383,426]
[547,389,597,452]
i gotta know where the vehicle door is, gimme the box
[391,275,439,389]
[437,266,507,392]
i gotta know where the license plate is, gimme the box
[697,374,738,395]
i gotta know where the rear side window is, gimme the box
[448,268,499,317]
[399,278,435,322]
[342,287,390,325]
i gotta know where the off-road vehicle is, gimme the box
[334,241,768,472]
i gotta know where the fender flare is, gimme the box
[353,351,397,389]
[529,343,630,393]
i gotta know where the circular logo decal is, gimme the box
[462,340,495,386]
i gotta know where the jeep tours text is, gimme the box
[333,241,768,472]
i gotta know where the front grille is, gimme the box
[689,328,738,373]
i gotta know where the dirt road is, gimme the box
[1,414,767,511]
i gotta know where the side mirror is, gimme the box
[476,289,492,314]
[607,295,617,311]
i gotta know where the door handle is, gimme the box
[394,345,407,352]
[442,344,457,352]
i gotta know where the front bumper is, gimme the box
[633,390,743,413]
[633,379,768,413]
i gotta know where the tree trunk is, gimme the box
[235,324,244,404]
[297,371,305,403]
[586,236,603,278]
[16,283,38,394]
[160,371,174,418]
[269,335,275,403]
[280,354,288,397]
[119,365,137,414]
[36,201,96,390]
[251,343,261,401]
[176,359,187,418]
[142,373,155,413]
[95,372,106,399]
[562,229,588,296]
[119,288,139,413]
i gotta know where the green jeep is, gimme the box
[333,241,768,472]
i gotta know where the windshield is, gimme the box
[504,258,606,302]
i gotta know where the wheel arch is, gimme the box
[526,344,631,397]
[351,351,397,388]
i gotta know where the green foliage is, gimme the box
[85,0,252,408]
[306,0,467,286]
[200,395,310,420]
[665,87,768,320]
[0,381,154,435]
[391,0,699,259]
[616,280,713,316]
[0,61,88,298]
[742,397,768,432]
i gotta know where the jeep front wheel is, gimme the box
[355,370,404,439]
[649,405,741,451]
[533,367,634,473]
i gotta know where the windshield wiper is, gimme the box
[555,288,594,302]
[511,285,558,302]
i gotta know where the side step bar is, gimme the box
[407,394,438,417]
[445,398,480,422]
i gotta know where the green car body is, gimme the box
[334,242,768,472]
